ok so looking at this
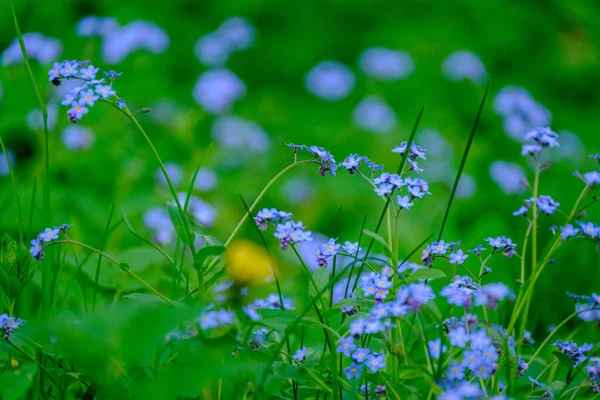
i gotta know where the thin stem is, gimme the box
[7,340,58,386]
[45,240,176,306]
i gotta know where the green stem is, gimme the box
[7,340,57,386]
[45,240,176,306]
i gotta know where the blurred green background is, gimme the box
[0,0,599,340]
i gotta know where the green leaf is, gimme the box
[167,202,196,247]
[407,268,446,282]
[119,263,131,271]
[193,245,226,271]
[0,233,36,298]
[552,351,574,368]
[362,229,393,259]
[309,268,330,308]
[0,361,37,400]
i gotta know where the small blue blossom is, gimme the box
[59,61,78,77]
[427,338,447,359]
[396,195,414,210]
[449,327,469,348]
[537,195,560,216]
[475,283,514,309]
[197,309,235,330]
[590,154,600,164]
[29,239,42,258]
[80,65,99,79]
[366,352,386,372]
[560,224,580,241]
[104,70,123,82]
[344,363,361,379]
[336,337,356,357]
[467,244,487,256]
[528,376,545,389]
[293,346,307,362]
[352,347,370,364]
[78,89,99,107]
[584,171,600,186]
[48,62,60,81]
[342,241,359,254]
[447,361,465,380]
[39,227,59,242]
[0,314,26,339]
[117,99,127,109]
[340,154,362,173]
[578,221,600,238]
[95,85,116,99]
[449,249,468,265]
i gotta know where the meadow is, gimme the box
[0,1,599,399]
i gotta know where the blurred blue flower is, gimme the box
[442,50,487,84]
[427,338,447,359]
[489,161,526,194]
[156,163,184,187]
[336,337,356,357]
[62,125,95,151]
[305,61,355,101]
[493,86,552,141]
[0,148,15,176]
[359,47,414,81]
[193,69,246,114]
[293,346,307,362]
[0,314,26,339]
[2,33,62,66]
[211,116,270,153]
[352,96,397,134]
[27,104,58,131]
[75,16,119,37]
[102,21,170,64]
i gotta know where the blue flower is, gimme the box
[584,171,600,186]
[67,102,89,122]
[59,61,77,77]
[293,346,307,362]
[0,314,26,339]
[528,376,545,389]
[590,154,600,164]
[430,240,449,255]
[349,318,365,336]
[560,224,580,241]
[104,70,123,82]
[521,144,542,156]
[449,327,469,348]
[578,221,600,238]
[39,227,59,243]
[48,62,60,81]
[341,154,362,173]
[336,337,356,357]
[80,65,99,79]
[344,363,361,379]
[537,195,560,216]
[320,238,340,256]
[366,352,386,372]
[427,339,446,359]
[29,239,42,257]
[449,249,468,265]
[447,361,465,380]
[405,177,430,198]
[525,127,560,148]
[352,347,370,363]
[342,241,359,254]
[117,99,127,109]
[396,195,414,210]
[475,283,514,309]
[78,89,99,107]
[95,85,116,99]
[467,244,487,256]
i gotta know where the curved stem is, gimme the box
[528,307,593,367]
[45,240,176,306]
[7,340,58,386]
[124,109,196,254]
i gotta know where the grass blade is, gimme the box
[0,137,22,244]
[122,208,174,266]
[183,142,213,213]
[92,203,115,311]
[28,177,37,239]
[437,81,490,241]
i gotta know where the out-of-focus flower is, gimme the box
[194,17,256,67]
[352,96,397,134]
[305,61,355,101]
[0,149,15,176]
[489,161,526,194]
[27,104,58,131]
[442,50,487,84]
[226,239,273,285]
[62,125,95,150]
[156,163,184,188]
[493,86,552,141]
[193,69,246,114]
[102,21,170,63]
[359,47,414,81]
[194,168,218,192]
[212,116,270,155]
[2,33,62,65]
[76,16,119,37]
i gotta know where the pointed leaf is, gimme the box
[194,245,226,271]
[167,203,195,247]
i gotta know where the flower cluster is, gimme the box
[48,59,124,122]
[493,86,551,140]
[392,141,427,172]
[254,208,312,249]
[286,144,339,176]
[588,357,600,393]
[339,153,383,175]
[315,238,340,267]
[513,195,560,217]
[521,127,560,157]
[484,236,518,257]
[29,224,72,260]
[243,294,296,321]
[0,314,25,340]
[421,240,462,266]
[197,308,235,330]
[569,292,600,323]
[552,340,594,367]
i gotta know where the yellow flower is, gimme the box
[226,239,273,285]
